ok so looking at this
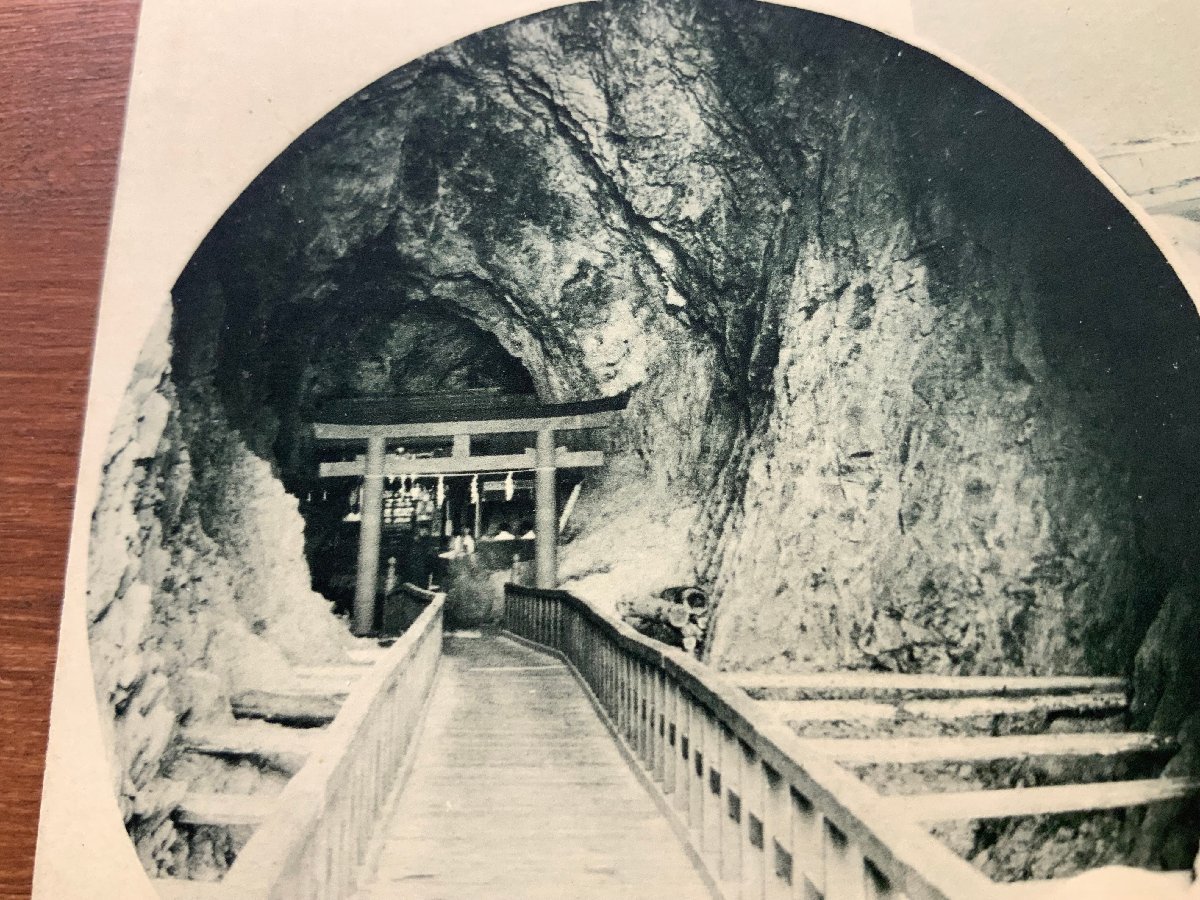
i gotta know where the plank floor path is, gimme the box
[354,633,714,900]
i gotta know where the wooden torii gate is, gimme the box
[313,392,627,635]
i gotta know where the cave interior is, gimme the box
[88,0,1200,884]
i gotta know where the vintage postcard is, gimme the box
[33,1,1200,897]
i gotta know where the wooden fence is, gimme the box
[502,584,1005,900]
[179,588,445,900]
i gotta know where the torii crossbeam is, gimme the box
[312,391,627,635]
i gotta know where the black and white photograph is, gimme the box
[31,1,1200,897]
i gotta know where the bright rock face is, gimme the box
[94,0,1200,874]
[88,311,352,873]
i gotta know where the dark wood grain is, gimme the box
[0,2,140,897]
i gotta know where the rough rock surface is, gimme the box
[88,310,351,875]
[96,0,1200,876]
[173,0,1199,679]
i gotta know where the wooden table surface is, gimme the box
[0,3,141,897]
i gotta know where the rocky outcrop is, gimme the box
[88,310,351,874]
[701,174,1158,675]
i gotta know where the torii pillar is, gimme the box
[313,390,629,634]
[534,428,557,589]
[353,435,385,636]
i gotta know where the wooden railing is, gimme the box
[197,589,445,900]
[503,584,1004,900]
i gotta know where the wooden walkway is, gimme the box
[354,633,714,900]
[154,590,1194,898]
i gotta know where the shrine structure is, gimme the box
[313,390,627,635]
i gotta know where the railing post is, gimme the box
[793,789,824,898]
[660,669,670,780]
[631,660,640,757]
[636,662,649,763]
[629,656,638,746]
[721,727,743,884]
[629,660,640,756]
[610,642,619,722]
[663,679,678,796]
[823,821,868,900]
[702,712,722,859]
[579,612,587,678]
[675,691,693,817]
[631,657,641,752]
[600,639,609,715]
[650,667,663,780]
[648,662,657,768]
[557,599,565,653]
[556,596,564,650]
[741,747,766,900]
[864,861,896,900]
[763,767,793,900]
[620,654,632,740]
[687,701,703,831]
[614,644,621,720]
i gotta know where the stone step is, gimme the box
[181,721,323,773]
[348,645,388,665]
[733,671,1127,701]
[995,867,1193,899]
[294,664,369,682]
[759,691,1128,724]
[796,731,1177,765]
[175,791,276,828]
[903,692,1128,720]
[885,777,1200,823]
[230,688,344,727]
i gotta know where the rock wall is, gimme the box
[701,128,1158,675]
[88,308,351,875]
[170,0,1200,685]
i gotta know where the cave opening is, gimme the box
[90,0,1200,885]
